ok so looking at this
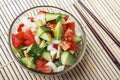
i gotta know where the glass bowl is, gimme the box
[9,6,86,76]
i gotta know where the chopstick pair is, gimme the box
[73,3,120,70]
[78,0,120,48]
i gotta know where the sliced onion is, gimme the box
[34,36,41,45]
[45,61,57,72]
[56,65,65,72]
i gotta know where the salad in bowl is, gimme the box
[9,6,86,75]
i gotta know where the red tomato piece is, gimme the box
[12,34,24,48]
[40,66,52,73]
[46,23,56,31]
[53,44,58,49]
[60,41,77,51]
[66,22,75,32]
[64,28,74,41]
[24,40,32,46]
[28,17,34,22]
[16,31,24,40]
[35,58,52,73]
[17,23,24,32]
[64,15,69,21]
[24,30,36,43]
[68,41,77,51]
[60,41,71,51]
[62,24,67,33]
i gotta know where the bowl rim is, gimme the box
[9,6,86,75]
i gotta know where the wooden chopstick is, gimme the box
[78,0,120,48]
[73,4,120,70]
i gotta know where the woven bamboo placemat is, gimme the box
[0,0,120,80]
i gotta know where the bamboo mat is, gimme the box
[0,0,120,80]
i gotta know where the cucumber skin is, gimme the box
[41,51,51,61]
[40,32,52,41]
[27,44,44,58]
[46,13,66,21]
[54,21,63,40]
[39,40,47,48]
[20,57,35,69]
[61,51,75,66]
[18,49,25,58]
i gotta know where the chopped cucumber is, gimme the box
[61,51,74,66]
[37,26,50,37]
[73,36,82,43]
[18,49,25,58]
[40,32,52,41]
[27,44,44,58]
[46,13,67,21]
[41,51,52,61]
[12,45,21,53]
[54,21,63,40]
[39,40,47,48]
[55,61,62,67]
[56,16,65,24]
[20,57,35,68]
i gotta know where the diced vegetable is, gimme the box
[35,58,52,73]
[56,65,65,72]
[20,57,35,68]
[46,13,67,21]
[45,61,57,72]
[18,49,25,58]
[41,51,52,61]
[26,44,44,58]
[73,36,82,43]
[39,40,47,48]
[40,32,52,41]
[61,51,74,66]
[55,62,62,67]
[54,21,63,40]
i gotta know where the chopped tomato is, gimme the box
[64,28,74,41]
[50,31,54,38]
[53,44,58,49]
[46,23,56,31]
[28,17,34,22]
[35,58,52,73]
[24,30,36,45]
[62,24,67,33]
[64,15,69,21]
[16,31,24,40]
[38,10,47,14]
[17,23,24,32]
[24,40,32,46]
[66,22,75,32]
[12,34,24,48]
[60,41,77,51]
[68,41,77,51]
[60,41,71,51]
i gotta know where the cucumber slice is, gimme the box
[55,61,62,67]
[40,32,52,41]
[46,13,66,21]
[37,26,50,37]
[20,57,35,68]
[73,36,82,43]
[61,51,74,66]
[18,49,25,58]
[27,44,44,57]
[41,51,52,61]
[56,16,65,24]
[39,40,47,48]
[54,21,63,40]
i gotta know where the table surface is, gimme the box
[0,0,120,80]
